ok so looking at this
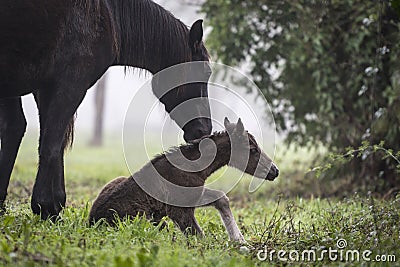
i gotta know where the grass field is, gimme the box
[1,133,399,266]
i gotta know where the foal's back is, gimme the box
[89,175,165,224]
[89,177,130,223]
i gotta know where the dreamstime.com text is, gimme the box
[257,239,396,263]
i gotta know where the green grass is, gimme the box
[1,133,399,266]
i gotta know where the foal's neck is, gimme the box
[195,133,231,180]
[107,0,191,74]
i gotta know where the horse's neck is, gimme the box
[107,0,190,74]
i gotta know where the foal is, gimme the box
[89,118,279,243]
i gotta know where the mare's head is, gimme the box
[154,20,212,142]
[224,118,279,181]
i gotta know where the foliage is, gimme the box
[310,141,400,178]
[202,0,400,193]
[392,0,400,16]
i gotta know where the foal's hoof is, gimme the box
[239,246,251,254]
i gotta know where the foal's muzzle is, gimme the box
[266,164,279,181]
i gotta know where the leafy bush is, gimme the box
[202,0,400,194]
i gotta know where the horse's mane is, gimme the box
[75,0,101,17]
[74,0,193,71]
[106,0,192,72]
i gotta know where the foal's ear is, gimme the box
[224,117,231,129]
[189,19,204,52]
[234,118,245,136]
[224,117,235,133]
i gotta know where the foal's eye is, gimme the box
[250,148,258,154]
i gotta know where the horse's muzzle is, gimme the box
[183,118,212,142]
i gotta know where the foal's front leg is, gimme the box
[168,207,204,237]
[31,87,86,219]
[201,188,246,243]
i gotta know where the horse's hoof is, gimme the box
[0,201,6,216]
[31,198,63,221]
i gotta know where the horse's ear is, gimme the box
[189,19,204,53]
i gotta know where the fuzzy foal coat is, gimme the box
[89,119,279,242]
[89,131,232,231]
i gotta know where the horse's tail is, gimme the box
[63,114,76,152]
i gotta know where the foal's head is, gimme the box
[154,20,212,142]
[224,118,279,181]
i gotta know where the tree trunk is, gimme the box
[89,73,107,147]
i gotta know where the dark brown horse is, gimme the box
[89,118,279,243]
[0,0,212,219]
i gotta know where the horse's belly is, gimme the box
[0,52,41,98]
[0,1,71,97]
[0,1,113,97]
[0,84,34,98]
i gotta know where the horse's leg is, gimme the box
[0,97,26,212]
[33,92,68,218]
[31,88,86,219]
[201,188,246,243]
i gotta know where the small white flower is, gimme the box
[362,18,373,26]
